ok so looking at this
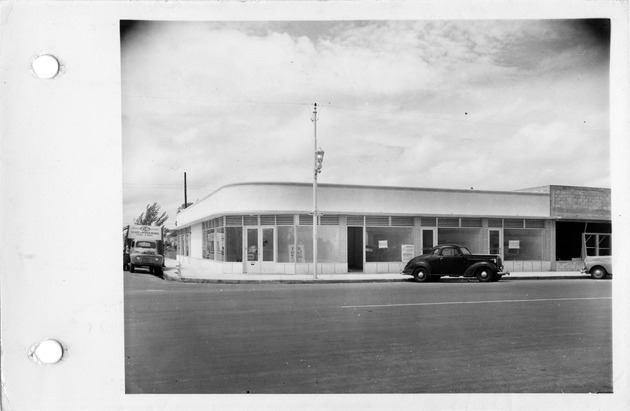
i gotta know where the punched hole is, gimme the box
[32,54,60,79]
[31,339,64,364]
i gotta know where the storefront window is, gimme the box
[365,227,413,262]
[201,225,228,261]
[585,233,611,256]
[293,226,340,263]
[296,226,313,263]
[202,229,215,260]
[177,227,191,257]
[215,227,225,261]
[277,226,295,262]
[318,226,339,262]
[438,228,483,253]
[225,227,242,262]
[262,228,274,261]
[504,229,543,260]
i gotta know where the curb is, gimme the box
[163,272,409,284]
[167,278,409,284]
[504,276,591,281]
[163,272,594,284]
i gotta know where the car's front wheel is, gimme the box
[590,267,608,280]
[413,267,431,283]
[476,267,493,282]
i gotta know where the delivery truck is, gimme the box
[123,225,164,276]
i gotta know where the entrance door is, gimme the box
[245,227,275,273]
[246,228,260,272]
[422,228,436,254]
[347,227,364,271]
[489,229,502,257]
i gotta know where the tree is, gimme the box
[134,202,169,226]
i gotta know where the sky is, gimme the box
[121,19,610,229]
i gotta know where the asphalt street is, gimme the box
[124,272,612,394]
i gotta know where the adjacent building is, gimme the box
[174,182,611,275]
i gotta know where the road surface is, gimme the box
[124,273,611,394]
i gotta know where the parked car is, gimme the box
[402,244,509,283]
[581,255,612,279]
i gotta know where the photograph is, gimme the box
[121,19,612,394]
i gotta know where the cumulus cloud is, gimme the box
[122,19,610,227]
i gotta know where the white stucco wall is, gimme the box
[190,223,203,259]
[176,182,551,228]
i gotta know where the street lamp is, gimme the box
[312,104,325,279]
[315,148,325,173]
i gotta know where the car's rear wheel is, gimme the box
[130,264,135,273]
[476,268,493,282]
[413,267,430,283]
[590,267,607,280]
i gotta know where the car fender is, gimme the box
[464,262,497,277]
[589,265,610,275]
[410,261,432,275]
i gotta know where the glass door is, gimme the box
[246,227,275,272]
[246,228,260,272]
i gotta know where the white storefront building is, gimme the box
[175,182,611,275]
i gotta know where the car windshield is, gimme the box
[136,241,156,248]
[460,247,471,255]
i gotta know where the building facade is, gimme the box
[175,182,611,275]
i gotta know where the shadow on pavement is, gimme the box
[124,266,165,280]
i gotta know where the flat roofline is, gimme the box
[206,181,551,198]
[176,181,554,223]
[518,185,611,193]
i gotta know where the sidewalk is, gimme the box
[162,259,592,284]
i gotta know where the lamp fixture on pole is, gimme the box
[315,148,325,173]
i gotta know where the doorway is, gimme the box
[489,229,502,257]
[422,228,436,254]
[244,227,274,273]
[556,221,612,261]
[347,227,363,272]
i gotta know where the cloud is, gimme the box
[121,20,610,227]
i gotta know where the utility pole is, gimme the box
[184,172,188,209]
[312,103,325,279]
[312,104,318,279]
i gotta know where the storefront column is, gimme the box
[550,220,557,271]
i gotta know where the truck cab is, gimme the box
[123,224,165,276]
[129,239,164,275]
